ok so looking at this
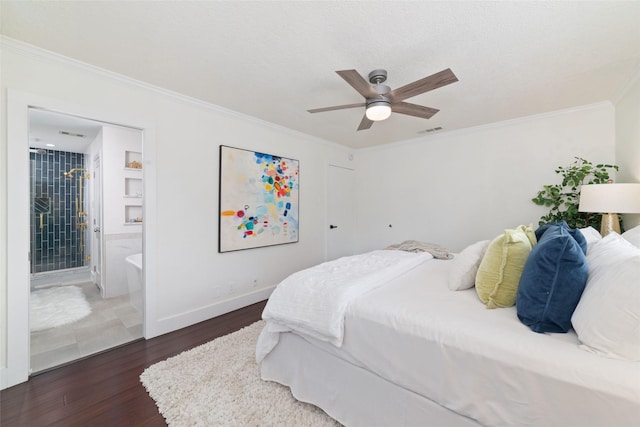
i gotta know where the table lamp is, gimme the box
[578,181,640,236]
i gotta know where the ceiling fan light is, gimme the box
[366,101,392,121]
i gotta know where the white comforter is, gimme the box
[258,250,431,360]
[260,259,640,427]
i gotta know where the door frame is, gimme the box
[91,152,103,293]
[4,90,158,388]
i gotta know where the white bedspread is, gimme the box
[260,258,640,427]
[259,250,431,357]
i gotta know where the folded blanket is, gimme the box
[258,250,432,361]
[386,239,453,260]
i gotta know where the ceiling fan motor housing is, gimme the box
[366,96,391,108]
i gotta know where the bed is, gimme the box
[256,227,640,427]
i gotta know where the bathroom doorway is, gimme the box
[28,108,144,373]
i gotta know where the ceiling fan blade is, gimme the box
[392,102,439,119]
[388,68,458,102]
[307,102,365,113]
[357,115,374,131]
[336,70,378,99]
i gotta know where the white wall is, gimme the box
[0,37,632,388]
[354,104,616,253]
[101,125,144,297]
[0,39,353,387]
[103,125,143,233]
[614,74,640,229]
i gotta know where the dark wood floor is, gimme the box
[1,300,267,426]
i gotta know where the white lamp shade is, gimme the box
[365,103,392,121]
[579,183,640,213]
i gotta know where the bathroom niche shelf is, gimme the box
[124,205,143,226]
[122,150,143,228]
[124,177,143,199]
[125,150,143,170]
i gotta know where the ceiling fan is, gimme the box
[308,68,458,131]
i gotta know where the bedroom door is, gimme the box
[327,165,355,261]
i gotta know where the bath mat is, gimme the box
[140,320,339,426]
[30,285,92,332]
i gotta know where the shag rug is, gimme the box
[140,320,340,426]
[30,285,92,332]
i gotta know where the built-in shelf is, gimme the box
[124,205,143,225]
[122,151,143,228]
[124,177,143,198]
[125,150,143,170]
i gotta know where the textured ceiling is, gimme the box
[3,1,640,148]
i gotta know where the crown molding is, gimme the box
[0,36,342,150]
[359,101,614,153]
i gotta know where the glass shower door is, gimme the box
[29,149,89,275]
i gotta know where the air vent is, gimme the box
[59,130,86,138]
[417,126,443,134]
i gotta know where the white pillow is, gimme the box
[571,232,640,361]
[586,232,639,275]
[579,226,602,248]
[622,224,640,248]
[447,240,490,291]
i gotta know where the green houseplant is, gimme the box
[532,157,619,229]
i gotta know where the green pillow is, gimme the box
[475,225,536,308]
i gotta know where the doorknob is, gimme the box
[329,225,338,229]
[94,226,101,233]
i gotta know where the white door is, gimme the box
[327,165,356,261]
[92,154,103,293]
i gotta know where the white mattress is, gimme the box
[261,258,640,426]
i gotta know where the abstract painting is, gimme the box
[218,145,299,252]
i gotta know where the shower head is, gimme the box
[63,168,87,178]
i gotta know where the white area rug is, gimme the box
[140,320,339,426]
[30,285,92,332]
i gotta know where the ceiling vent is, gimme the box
[417,126,443,134]
[59,130,86,138]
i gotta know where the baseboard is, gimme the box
[145,286,274,339]
[1,367,8,390]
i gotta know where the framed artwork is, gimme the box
[218,145,299,252]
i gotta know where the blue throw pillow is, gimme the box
[516,222,588,333]
[533,221,588,253]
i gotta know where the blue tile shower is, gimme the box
[30,149,89,274]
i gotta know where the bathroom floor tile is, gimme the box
[30,343,82,374]
[31,327,77,355]
[76,319,134,356]
[114,305,142,328]
[30,281,143,374]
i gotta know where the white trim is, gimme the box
[148,286,274,338]
[0,36,341,150]
[4,90,157,388]
[0,368,7,390]
[6,90,31,388]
